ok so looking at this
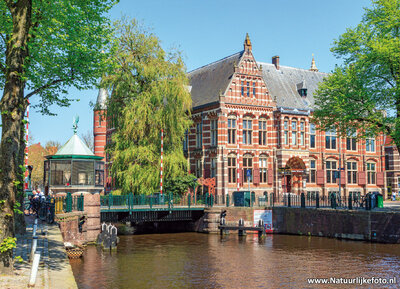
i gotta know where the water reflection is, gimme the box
[71,233,400,289]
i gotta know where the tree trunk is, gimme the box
[0,0,31,274]
[14,123,27,235]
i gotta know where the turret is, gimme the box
[93,87,108,158]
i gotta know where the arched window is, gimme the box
[228,115,236,144]
[259,155,268,183]
[243,117,253,145]
[310,123,316,148]
[259,118,267,146]
[326,128,337,149]
[284,118,289,145]
[366,138,375,152]
[243,154,253,183]
[300,119,305,145]
[291,119,297,145]
[309,159,316,183]
[347,160,357,184]
[228,154,236,183]
[326,159,337,183]
[367,162,376,184]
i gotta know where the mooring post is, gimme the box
[238,218,245,236]
[220,216,226,235]
[301,193,305,208]
[258,219,265,238]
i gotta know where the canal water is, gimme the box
[70,233,400,288]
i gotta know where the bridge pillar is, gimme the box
[83,193,101,242]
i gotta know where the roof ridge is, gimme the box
[188,51,244,74]
[257,61,328,74]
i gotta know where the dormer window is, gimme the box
[296,80,307,97]
[299,88,307,97]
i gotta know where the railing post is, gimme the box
[288,193,291,207]
[226,194,229,207]
[316,192,320,208]
[66,192,72,213]
[301,193,305,208]
[348,194,352,210]
[149,194,153,209]
[108,193,112,209]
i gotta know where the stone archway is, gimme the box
[285,157,306,194]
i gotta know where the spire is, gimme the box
[310,54,319,72]
[244,33,252,51]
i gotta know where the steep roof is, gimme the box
[55,134,94,156]
[188,51,328,111]
[259,63,327,110]
[188,51,243,108]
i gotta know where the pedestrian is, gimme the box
[392,191,397,201]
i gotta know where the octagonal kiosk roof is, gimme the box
[47,134,102,160]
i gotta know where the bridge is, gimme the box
[99,193,220,223]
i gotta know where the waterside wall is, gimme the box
[197,207,400,244]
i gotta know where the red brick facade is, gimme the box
[94,35,387,199]
[186,35,386,200]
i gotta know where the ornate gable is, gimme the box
[222,34,275,109]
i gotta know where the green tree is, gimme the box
[104,19,192,195]
[0,0,117,273]
[165,174,198,197]
[313,0,400,145]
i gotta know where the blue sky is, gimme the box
[28,0,371,146]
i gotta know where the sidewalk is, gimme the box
[0,216,78,289]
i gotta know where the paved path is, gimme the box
[0,216,77,289]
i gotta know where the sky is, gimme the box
[27,0,372,146]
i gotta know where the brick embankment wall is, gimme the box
[56,211,87,246]
[272,207,400,243]
[56,193,101,245]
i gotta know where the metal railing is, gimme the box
[279,192,375,210]
[55,192,84,214]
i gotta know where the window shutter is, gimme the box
[358,171,366,185]
[268,169,273,185]
[237,168,242,186]
[253,168,260,185]
[376,172,384,186]
[316,170,324,185]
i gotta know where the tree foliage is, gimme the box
[0,0,117,273]
[164,174,198,197]
[104,19,192,195]
[313,0,400,145]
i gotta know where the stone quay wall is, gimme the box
[197,206,400,243]
[273,207,400,243]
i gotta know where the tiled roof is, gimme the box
[259,62,328,110]
[188,51,328,111]
[188,51,243,108]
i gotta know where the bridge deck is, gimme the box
[100,205,207,212]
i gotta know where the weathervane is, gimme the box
[73,115,79,134]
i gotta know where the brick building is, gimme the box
[185,34,385,200]
[94,34,386,199]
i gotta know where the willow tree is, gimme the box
[104,19,192,195]
[0,0,116,273]
[313,0,400,146]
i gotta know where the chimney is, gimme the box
[272,56,280,70]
